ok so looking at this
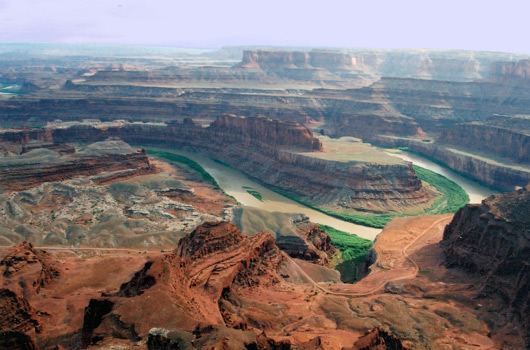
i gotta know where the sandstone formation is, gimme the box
[81,221,286,346]
[207,113,322,153]
[236,49,523,81]
[233,208,337,266]
[0,242,59,294]
[0,140,152,191]
[350,326,407,350]
[0,288,42,334]
[1,216,524,348]
[0,288,42,350]
[442,186,530,346]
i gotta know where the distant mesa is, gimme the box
[490,59,530,80]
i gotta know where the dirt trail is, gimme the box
[1,216,448,298]
[288,216,451,297]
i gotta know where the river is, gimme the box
[149,148,382,240]
[385,150,497,204]
[150,148,496,241]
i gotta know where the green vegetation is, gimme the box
[319,224,373,283]
[272,164,469,228]
[413,165,469,214]
[246,189,263,201]
[211,158,235,169]
[273,189,392,228]
[146,150,219,188]
[401,149,500,192]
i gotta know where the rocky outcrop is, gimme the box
[146,328,194,350]
[233,208,337,266]
[442,187,530,346]
[146,325,296,350]
[0,242,59,293]
[0,128,51,145]
[0,288,42,350]
[82,222,286,345]
[0,140,152,191]
[175,221,246,259]
[0,331,38,350]
[0,288,41,334]
[350,326,408,350]
[490,59,530,80]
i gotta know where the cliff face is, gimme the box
[0,140,152,191]
[327,112,422,140]
[376,136,530,191]
[236,50,359,71]
[438,123,530,164]
[442,187,530,346]
[236,49,515,81]
[207,113,322,154]
[41,116,429,213]
[0,128,51,145]
[490,59,530,80]
[0,115,431,213]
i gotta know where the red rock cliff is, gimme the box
[207,113,322,154]
[442,187,530,346]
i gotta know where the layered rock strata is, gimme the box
[0,140,152,191]
[233,208,337,266]
[2,115,430,213]
[442,187,530,346]
[21,141,75,155]
[236,49,523,81]
[376,136,530,190]
[438,121,530,164]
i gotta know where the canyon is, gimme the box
[1,44,530,349]
[1,48,529,192]
[0,115,436,216]
[3,187,529,349]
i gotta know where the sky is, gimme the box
[0,0,529,53]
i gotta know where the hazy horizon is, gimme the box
[1,0,529,55]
